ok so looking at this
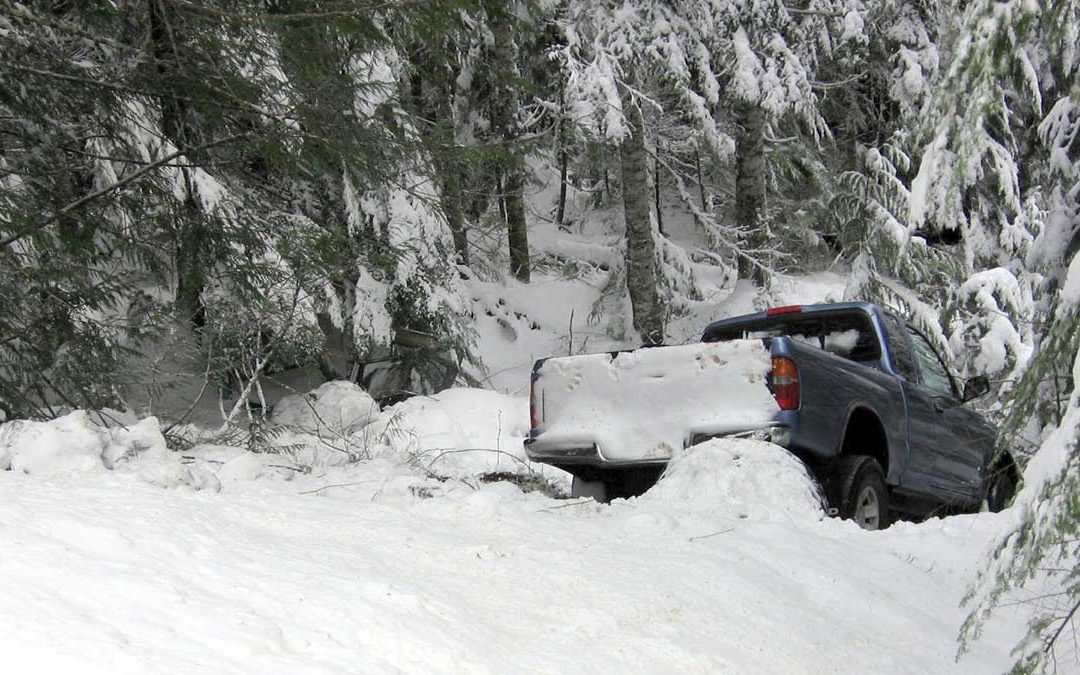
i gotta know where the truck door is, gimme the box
[880,314,933,492]
[905,327,984,504]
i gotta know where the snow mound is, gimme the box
[640,439,824,523]
[0,412,218,490]
[270,380,379,434]
[360,387,536,477]
[0,411,107,475]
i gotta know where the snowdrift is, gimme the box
[640,439,824,524]
[0,385,545,491]
[359,387,535,477]
[270,380,380,434]
[0,411,219,490]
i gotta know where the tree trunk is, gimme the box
[149,0,206,328]
[556,135,569,228]
[442,166,469,265]
[492,21,530,282]
[413,68,469,265]
[734,100,768,284]
[504,171,530,281]
[654,141,664,235]
[695,148,707,212]
[555,88,569,228]
[618,87,665,345]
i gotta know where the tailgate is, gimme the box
[528,340,779,462]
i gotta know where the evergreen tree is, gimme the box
[0,0,479,419]
[898,1,1080,670]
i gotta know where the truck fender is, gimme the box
[835,404,893,485]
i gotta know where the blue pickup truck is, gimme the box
[525,302,1018,530]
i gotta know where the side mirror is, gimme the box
[963,375,991,402]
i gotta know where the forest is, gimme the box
[2,0,1080,671]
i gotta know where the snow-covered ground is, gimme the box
[0,208,1030,672]
[0,393,1029,674]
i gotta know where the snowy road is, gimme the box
[0,457,1026,675]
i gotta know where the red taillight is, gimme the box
[772,356,800,410]
[766,305,803,316]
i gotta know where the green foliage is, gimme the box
[0,0,496,418]
[929,0,1080,670]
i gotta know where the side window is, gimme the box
[882,315,918,382]
[908,329,956,398]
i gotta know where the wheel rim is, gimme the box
[854,486,880,530]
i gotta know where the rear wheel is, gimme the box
[829,456,890,531]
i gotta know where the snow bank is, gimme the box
[0,384,547,495]
[0,446,1027,674]
[640,439,824,524]
[270,380,379,434]
[360,387,539,477]
[533,340,779,461]
[0,412,218,490]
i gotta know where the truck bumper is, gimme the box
[523,439,669,466]
[689,425,791,448]
[525,425,791,468]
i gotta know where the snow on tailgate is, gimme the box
[534,340,779,461]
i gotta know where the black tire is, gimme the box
[828,456,890,531]
[985,466,1017,513]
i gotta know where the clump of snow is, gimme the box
[214,451,285,484]
[0,412,218,490]
[270,380,379,435]
[949,267,1034,382]
[532,340,779,461]
[639,439,824,524]
[359,387,538,477]
[823,329,861,356]
[0,412,107,475]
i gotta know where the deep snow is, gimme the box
[0,217,1033,672]
[0,398,1030,674]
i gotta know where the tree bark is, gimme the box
[618,87,665,345]
[734,100,768,284]
[504,171,530,281]
[695,148,707,211]
[654,141,664,235]
[441,164,469,265]
[413,67,469,265]
[492,22,530,282]
[556,134,569,228]
[555,88,569,228]
[149,0,206,328]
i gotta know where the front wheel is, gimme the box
[828,456,890,531]
[984,466,1018,513]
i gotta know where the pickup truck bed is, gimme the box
[527,339,778,464]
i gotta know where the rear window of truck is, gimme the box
[703,312,882,363]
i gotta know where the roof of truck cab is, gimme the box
[700,302,881,339]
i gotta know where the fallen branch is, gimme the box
[688,528,735,542]
[298,480,377,495]
[421,447,531,471]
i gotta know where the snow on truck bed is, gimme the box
[533,340,779,461]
